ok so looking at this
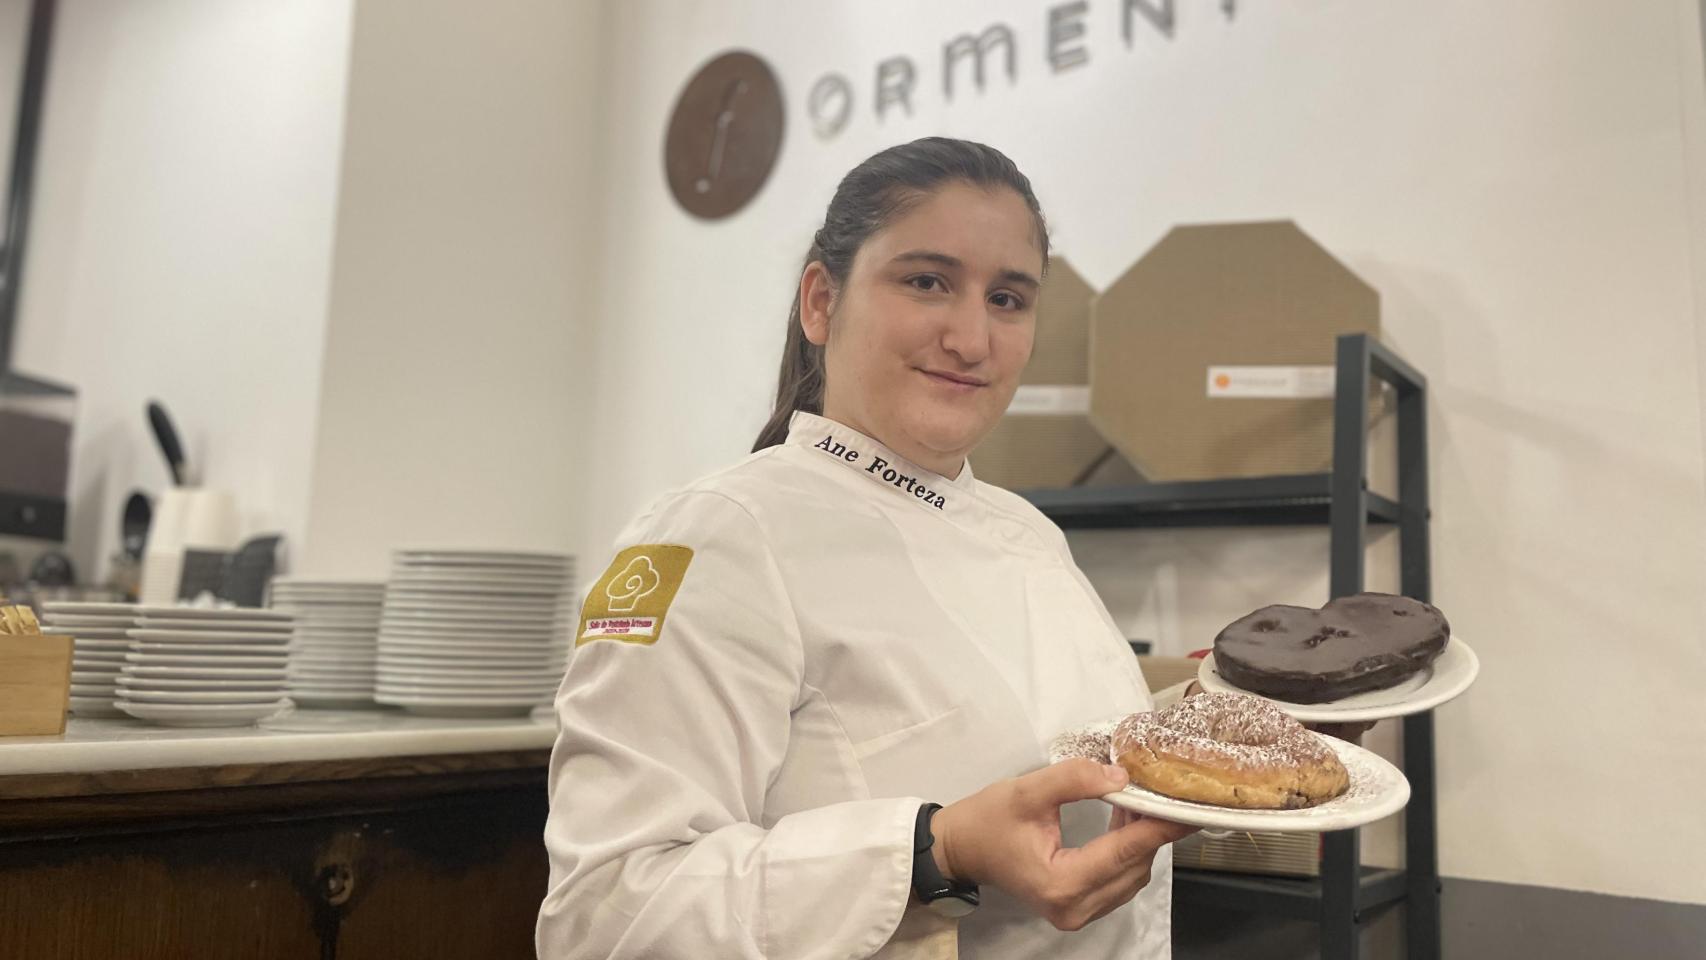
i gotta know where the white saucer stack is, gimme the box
[116,606,294,727]
[268,578,386,708]
[376,550,574,717]
[39,602,139,718]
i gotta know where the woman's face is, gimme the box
[800,182,1043,478]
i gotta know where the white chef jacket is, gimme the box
[538,411,1172,959]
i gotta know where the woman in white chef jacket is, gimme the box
[538,138,1196,959]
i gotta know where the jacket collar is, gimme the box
[786,411,978,517]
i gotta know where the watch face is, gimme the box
[663,50,785,220]
[925,894,979,919]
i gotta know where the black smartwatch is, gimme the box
[910,803,980,918]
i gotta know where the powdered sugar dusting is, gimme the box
[1112,692,1336,772]
[1048,712,1410,833]
[1048,720,1118,763]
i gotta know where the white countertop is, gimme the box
[0,708,559,777]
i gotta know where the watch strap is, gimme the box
[910,803,979,916]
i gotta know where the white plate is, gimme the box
[378,635,557,651]
[381,608,559,624]
[72,638,131,650]
[378,615,559,629]
[375,688,546,705]
[117,699,290,727]
[287,676,375,688]
[293,636,378,647]
[394,548,571,565]
[40,615,136,627]
[134,605,292,622]
[293,634,381,646]
[376,699,536,718]
[70,669,122,683]
[117,676,283,690]
[126,652,289,668]
[291,642,374,655]
[390,576,569,589]
[137,618,295,633]
[377,650,562,664]
[286,681,373,691]
[51,628,135,639]
[1197,636,1480,723]
[70,697,127,717]
[377,671,557,686]
[269,579,387,593]
[378,690,554,705]
[383,598,561,615]
[291,638,375,651]
[376,664,557,680]
[293,635,379,647]
[289,652,376,664]
[289,658,376,670]
[131,628,294,645]
[294,625,381,636]
[392,568,568,583]
[289,673,377,686]
[1048,716,1410,833]
[70,683,118,697]
[124,664,287,680]
[376,630,559,645]
[290,693,376,708]
[117,688,285,704]
[377,686,556,701]
[386,583,565,600]
[135,643,289,657]
[72,650,132,662]
[274,606,383,619]
[42,602,138,615]
[295,623,381,635]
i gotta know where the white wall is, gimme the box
[8,0,352,576]
[580,0,1706,906]
[297,0,603,579]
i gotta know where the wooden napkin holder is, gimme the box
[0,634,74,736]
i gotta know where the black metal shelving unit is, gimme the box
[1020,333,1438,960]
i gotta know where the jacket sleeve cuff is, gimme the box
[760,796,924,959]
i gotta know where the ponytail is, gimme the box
[750,269,826,452]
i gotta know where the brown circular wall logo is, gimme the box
[663,50,785,220]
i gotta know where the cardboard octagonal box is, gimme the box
[1090,221,1379,482]
[972,258,1138,490]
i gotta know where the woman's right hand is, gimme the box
[928,759,1198,931]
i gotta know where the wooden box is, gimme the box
[0,634,73,736]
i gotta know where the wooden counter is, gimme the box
[0,712,557,959]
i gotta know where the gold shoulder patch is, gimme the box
[576,544,695,646]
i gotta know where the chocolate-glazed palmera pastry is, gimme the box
[1213,593,1450,704]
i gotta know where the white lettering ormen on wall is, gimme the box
[805,0,1241,140]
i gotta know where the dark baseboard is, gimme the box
[1173,875,1706,959]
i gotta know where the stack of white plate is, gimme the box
[39,602,138,718]
[116,606,294,727]
[376,550,574,717]
[268,578,386,708]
